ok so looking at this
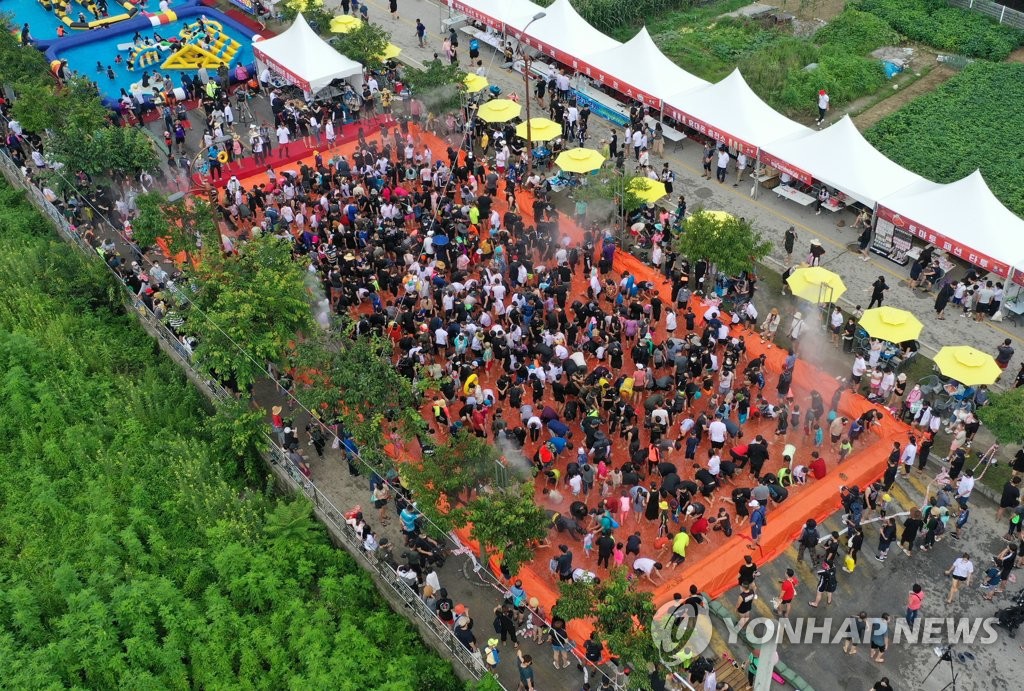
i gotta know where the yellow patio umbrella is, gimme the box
[627,177,667,204]
[690,210,735,224]
[515,117,562,142]
[859,306,923,343]
[379,43,402,60]
[476,99,522,123]
[464,73,489,93]
[785,266,847,304]
[329,14,361,33]
[934,346,1002,386]
[554,147,605,173]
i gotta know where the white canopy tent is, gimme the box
[582,28,708,109]
[252,14,363,97]
[505,0,620,65]
[663,70,809,155]
[446,0,543,32]
[761,115,923,207]
[877,170,1024,278]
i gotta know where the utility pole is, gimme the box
[519,11,546,176]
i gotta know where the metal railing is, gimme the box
[0,147,492,684]
[949,0,1024,29]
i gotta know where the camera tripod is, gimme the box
[921,644,969,691]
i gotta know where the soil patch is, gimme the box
[852,63,956,130]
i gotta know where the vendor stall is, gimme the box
[252,14,363,99]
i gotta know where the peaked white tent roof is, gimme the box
[446,0,541,31]
[507,0,620,59]
[665,70,809,154]
[582,28,708,108]
[879,170,1024,272]
[763,115,923,207]
[252,14,362,95]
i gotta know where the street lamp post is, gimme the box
[520,11,546,177]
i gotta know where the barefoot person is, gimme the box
[945,553,974,603]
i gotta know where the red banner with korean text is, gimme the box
[504,29,647,104]
[447,0,504,31]
[253,46,311,94]
[876,205,1015,279]
[659,110,757,157]
[758,149,812,185]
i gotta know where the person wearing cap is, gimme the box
[748,500,767,550]
[816,88,830,126]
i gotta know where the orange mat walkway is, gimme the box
[230,123,911,649]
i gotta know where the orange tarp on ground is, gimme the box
[260,124,911,648]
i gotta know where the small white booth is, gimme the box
[252,14,363,99]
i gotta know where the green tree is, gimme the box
[402,59,466,113]
[0,176,462,690]
[331,21,390,70]
[133,193,220,260]
[554,568,659,687]
[573,168,645,228]
[464,482,548,577]
[281,0,334,34]
[0,21,53,86]
[185,234,315,390]
[977,388,1024,445]
[292,325,423,468]
[675,208,772,277]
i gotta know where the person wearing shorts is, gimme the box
[669,529,690,569]
[869,614,889,663]
[945,553,974,603]
[774,568,798,617]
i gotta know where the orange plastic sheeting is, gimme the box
[155,237,189,266]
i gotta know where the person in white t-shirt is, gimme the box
[632,557,663,584]
[945,553,974,603]
[816,89,830,125]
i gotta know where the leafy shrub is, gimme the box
[779,52,887,113]
[814,8,901,55]
[0,183,461,689]
[866,62,1024,217]
[655,19,785,83]
[739,36,820,110]
[854,0,1024,59]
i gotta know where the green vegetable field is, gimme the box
[0,182,461,689]
[866,61,1024,218]
[854,0,1024,60]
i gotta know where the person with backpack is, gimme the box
[483,638,500,671]
[493,604,519,646]
[797,518,820,565]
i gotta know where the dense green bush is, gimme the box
[655,19,780,82]
[779,52,887,113]
[652,12,891,115]
[854,0,1024,59]
[866,62,1024,217]
[0,183,461,689]
[814,8,901,55]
